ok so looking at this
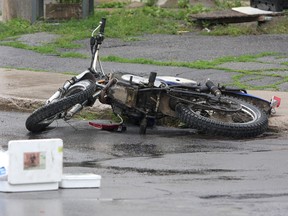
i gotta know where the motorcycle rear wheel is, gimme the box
[175,96,268,138]
[25,81,96,132]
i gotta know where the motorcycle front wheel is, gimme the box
[25,80,96,132]
[175,96,268,138]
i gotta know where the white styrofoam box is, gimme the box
[0,150,9,181]
[60,174,101,189]
[8,139,63,185]
[0,138,63,192]
[0,181,59,192]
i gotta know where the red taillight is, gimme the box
[273,96,281,107]
[271,96,281,108]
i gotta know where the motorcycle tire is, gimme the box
[175,96,268,138]
[25,81,96,132]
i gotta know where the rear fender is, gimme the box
[223,91,271,114]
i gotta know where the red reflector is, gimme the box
[272,96,281,107]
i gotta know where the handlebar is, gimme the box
[206,79,221,96]
[92,18,106,37]
[90,18,107,75]
[100,18,106,35]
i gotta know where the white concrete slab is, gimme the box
[232,6,279,15]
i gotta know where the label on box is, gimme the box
[0,167,6,176]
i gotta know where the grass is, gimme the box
[102,52,280,70]
[75,108,115,121]
[0,7,287,54]
[214,0,242,9]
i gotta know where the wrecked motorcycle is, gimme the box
[25,18,280,138]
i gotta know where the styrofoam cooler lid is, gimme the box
[62,174,101,180]
[60,173,101,189]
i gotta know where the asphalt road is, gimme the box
[1,111,288,216]
[1,33,288,90]
[1,33,288,215]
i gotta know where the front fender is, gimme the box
[75,70,96,83]
[67,79,96,106]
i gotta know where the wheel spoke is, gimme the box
[175,95,268,138]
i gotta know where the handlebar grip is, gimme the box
[206,80,221,96]
[148,72,157,87]
[100,18,106,34]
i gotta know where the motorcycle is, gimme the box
[25,18,280,138]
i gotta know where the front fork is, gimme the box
[64,90,102,120]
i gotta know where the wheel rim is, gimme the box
[189,103,258,124]
[38,87,84,125]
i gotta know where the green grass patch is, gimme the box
[228,71,288,90]
[96,1,128,8]
[75,108,119,121]
[102,52,281,70]
[203,16,288,36]
[0,40,87,58]
[214,0,242,9]
[0,41,58,54]
[203,24,260,36]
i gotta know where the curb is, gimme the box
[0,96,44,112]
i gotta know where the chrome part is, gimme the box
[157,76,197,86]
[68,80,93,90]
[46,91,62,104]
[75,70,92,81]
[46,78,75,104]
[121,74,163,87]
[98,55,105,76]
[91,22,102,37]
[92,50,99,73]
[92,90,102,98]
[117,114,124,124]
[65,104,83,120]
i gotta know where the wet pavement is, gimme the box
[0,111,288,216]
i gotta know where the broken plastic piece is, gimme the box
[271,96,281,108]
[270,96,281,115]
[89,122,126,132]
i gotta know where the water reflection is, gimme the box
[0,189,101,216]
